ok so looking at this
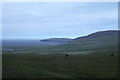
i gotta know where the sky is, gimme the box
[2,2,118,39]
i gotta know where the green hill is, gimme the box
[74,30,119,40]
[50,30,119,52]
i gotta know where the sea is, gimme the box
[2,39,67,46]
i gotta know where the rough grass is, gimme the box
[2,51,118,78]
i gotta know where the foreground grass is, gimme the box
[2,51,118,78]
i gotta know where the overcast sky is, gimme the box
[2,2,118,39]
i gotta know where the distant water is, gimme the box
[2,39,67,46]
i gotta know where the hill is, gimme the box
[51,30,119,52]
[40,38,72,42]
[74,30,119,40]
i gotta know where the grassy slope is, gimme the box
[54,36,118,52]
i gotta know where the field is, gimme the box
[2,49,118,78]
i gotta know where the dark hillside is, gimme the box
[74,30,119,40]
[52,30,119,52]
